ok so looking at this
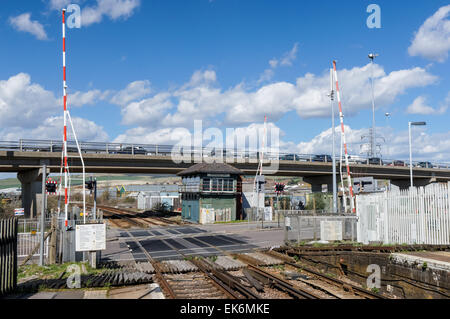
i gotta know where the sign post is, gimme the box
[75,223,106,268]
[39,164,47,266]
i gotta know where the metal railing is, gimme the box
[0,138,449,169]
[356,182,450,245]
[17,233,49,258]
[282,210,358,243]
[0,218,17,296]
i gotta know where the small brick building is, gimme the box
[178,163,243,224]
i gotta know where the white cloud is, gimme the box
[296,125,450,163]
[408,5,450,62]
[81,0,141,26]
[49,0,74,10]
[0,116,109,142]
[279,42,299,66]
[69,89,111,107]
[113,127,189,144]
[110,80,151,106]
[406,96,447,115]
[0,73,58,127]
[118,64,437,130]
[9,13,48,40]
[297,125,366,155]
[121,92,173,126]
[0,73,108,142]
[258,43,299,83]
[290,64,437,119]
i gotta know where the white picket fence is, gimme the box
[356,182,450,245]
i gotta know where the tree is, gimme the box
[305,193,327,210]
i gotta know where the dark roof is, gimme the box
[177,162,244,176]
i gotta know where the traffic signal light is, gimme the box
[275,183,285,194]
[85,179,97,194]
[85,181,94,190]
[45,179,57,195]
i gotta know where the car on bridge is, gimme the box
[390,160,406,167]
[116,146,147,155]
[312,154,332,163]
[348,155,367,164]
[279,154,302,161]
[367,157,383,165]
[417,161,433,168]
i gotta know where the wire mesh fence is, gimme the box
[282,210,358,244]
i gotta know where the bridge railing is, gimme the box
[0,139,449,169]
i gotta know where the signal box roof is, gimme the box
[177,162,244,176]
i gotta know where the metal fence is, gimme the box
[0,218,18,296]
[1,138,449,168]
[356,182,450,245]
[17,233,49,258]
[18,218,52,233]
[282,210,358,243]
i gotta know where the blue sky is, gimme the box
[1,0,450,168]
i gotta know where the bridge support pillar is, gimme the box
[390,177,437,190]
[17,167,49,219]
[303,176,333,193]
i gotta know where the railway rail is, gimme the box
[170,235,383,299]
[85,204,182,228]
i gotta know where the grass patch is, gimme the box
[18,262,106,281]
[271,264,285,271]
[208,256,218,262]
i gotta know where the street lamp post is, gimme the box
[368,53,379,158]
[385,112,391,159]
[409,121,426,188]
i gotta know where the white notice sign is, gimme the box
[14,208,24,216]
[75,223,106,252]
[264,207,272,221]
[320,221,343,241]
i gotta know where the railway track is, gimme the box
[184,236,387,299]
[89,206,389,299]
[85,204,181,228]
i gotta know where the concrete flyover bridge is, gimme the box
[1,139,450,217]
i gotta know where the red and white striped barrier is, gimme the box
[333,60,355,213]
[62,9,68,227]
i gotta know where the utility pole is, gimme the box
[39,164,47,266]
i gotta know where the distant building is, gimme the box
[137,191,180,211]
[0,188,22,202]
[178,163,243,224]
[353,177,386,194]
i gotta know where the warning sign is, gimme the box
[75,223,106,252]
